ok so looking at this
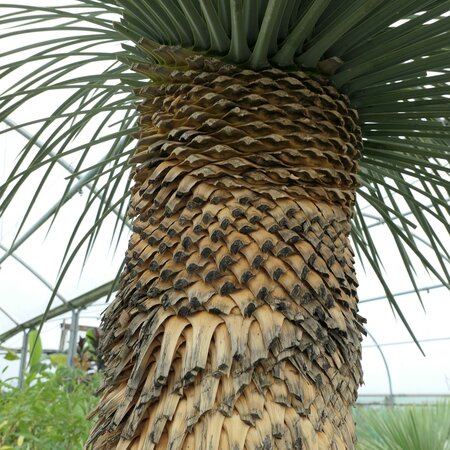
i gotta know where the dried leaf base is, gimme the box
[87,54,365,450]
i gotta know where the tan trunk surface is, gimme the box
[87,53,365,450]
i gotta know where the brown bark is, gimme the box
[87,54,365,450]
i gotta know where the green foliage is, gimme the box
[0,331,102,449]
[2,351,18,362]
[27,329,43,374]
[355,403,450,450]
[0,367,102,450]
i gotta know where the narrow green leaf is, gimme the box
[243,0,261,46]
[344,0,450,62]
[248,0,287,69]
[272,0,330,67]
[330,0,436,57]
[278,0,297,42]
[217,0,231,35]
[227,0,251,63]
[28,330,43,372]
[334,31,450,87]
[156,0,194,47]
[34,194,129,346]
[298,0,383,68]
[348,52,449,93]
[352,72,450,100]
[178,0,210,50]
[359,183,450,288]
[199,0,230,54]
[351,231,425,354]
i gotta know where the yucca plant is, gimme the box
[0,1,449,448]
[355,403,450,450]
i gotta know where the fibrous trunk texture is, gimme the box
[87,54,365,450]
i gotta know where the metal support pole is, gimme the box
[367,330,395,405]
[18,330,29,389]
[59,319,66,352]
[67,309,80,368]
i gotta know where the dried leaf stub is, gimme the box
[88,54,364,450]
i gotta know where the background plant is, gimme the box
[0,366,102,450]
[74,327,105,372]
[355,402,450,450]
[0,330,102,450]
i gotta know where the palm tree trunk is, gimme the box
[87,53,365,450]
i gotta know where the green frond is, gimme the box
[0,2,136,273]
[227,0,251,63]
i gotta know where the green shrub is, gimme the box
[0,348,101,450]
[0,367,101,450]
[355,402,450,450]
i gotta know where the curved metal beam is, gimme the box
[3,118,79,178]
[0,119,130,267]
[0,242,68,305]
[366,330,394,403]
[364,198,450,231]
[361,283,444,303]
[364,335,450,348]
[0,163,115,266]
[0,305,21,327]
[410,231,450,264]
[0,280,115,343]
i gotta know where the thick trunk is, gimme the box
[87,54,365,450]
